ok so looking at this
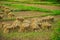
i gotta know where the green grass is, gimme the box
[50,10,60,16]
[0,1,60,21]
[2,12,60,21]
[0,3,60,21]
[0,2,60,12]
[2,30,51,40]
[1,9,60,21]
[0,1,60,6]
[16,1,60,6]
[50,20,60,40]
[3,32,41,38]
[1,3,52,12]
[0,3,60,13]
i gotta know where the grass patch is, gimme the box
[0,9,60,21]
[50,21,60,40]
[0,3,60,12]
[3,32,41,38]
[0,9,59,21]
[51,10,60,16]
[3,30,49,40]
[0,2,60,21]
[0,1,60,6]
[0,3,52,12]
[18,1,60,6]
